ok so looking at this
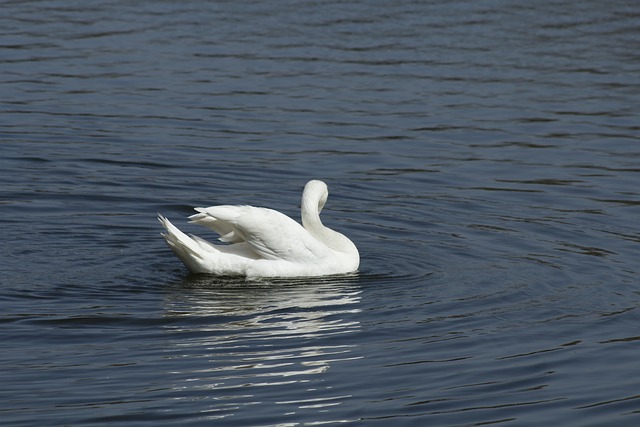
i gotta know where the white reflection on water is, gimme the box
[161,275,363,423]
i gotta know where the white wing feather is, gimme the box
[189,206,329,262]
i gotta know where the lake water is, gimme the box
[1,1,639,425]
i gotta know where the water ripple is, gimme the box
[153,276,363,421]
[1,0,640,425]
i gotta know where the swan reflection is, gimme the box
[162,275,362,423]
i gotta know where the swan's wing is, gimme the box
[189,208,243,243]
[189,205,329,262]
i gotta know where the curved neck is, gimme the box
[301,191,358,257]
[301,192,324,238]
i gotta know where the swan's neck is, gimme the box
[301,195,358,257]
[301,195,326,239]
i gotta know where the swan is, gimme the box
[158,180,359,277]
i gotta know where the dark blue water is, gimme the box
[2,1,640,425]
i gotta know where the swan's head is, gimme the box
[303,180,329,213]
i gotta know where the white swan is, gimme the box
[158,180,359,277]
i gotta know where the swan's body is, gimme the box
[158,180,359,277]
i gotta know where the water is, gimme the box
[1,0,639,425]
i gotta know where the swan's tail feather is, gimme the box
[158,214,209,273]
[190,234,220,253]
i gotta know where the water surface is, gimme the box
[1,1,640,426]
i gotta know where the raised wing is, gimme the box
[189,205,330,262]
